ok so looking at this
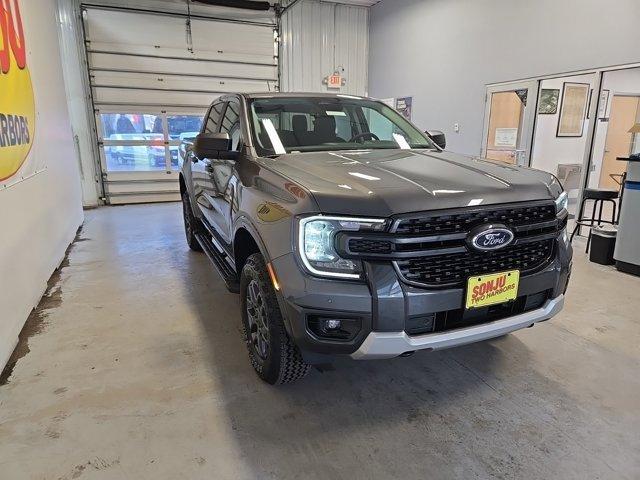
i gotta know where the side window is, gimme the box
[205,102,225,134]
[220,101,242,151]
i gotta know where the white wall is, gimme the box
[0,0,84,370]
[280,0,369,96]
[369,0,640,156]
[530,73,596,176]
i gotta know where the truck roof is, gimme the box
[240,92,370,100]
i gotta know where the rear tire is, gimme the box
[240,253,310,385]
[181,191,203,252]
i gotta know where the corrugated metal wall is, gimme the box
[280,0,369,96]
[84,7,278,108]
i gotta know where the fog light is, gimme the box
[307,315,362,341]
[324,319,342,330]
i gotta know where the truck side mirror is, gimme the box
[426,130,446,149]
[194,132,231,159]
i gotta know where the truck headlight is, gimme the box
[555,191,568,214]
[297,216,386,279]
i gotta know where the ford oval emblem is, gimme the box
[470,226,514,251]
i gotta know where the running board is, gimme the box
[195,232,240,293]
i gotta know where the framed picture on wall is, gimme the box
[557,82,590,137]
[538,89,560,114]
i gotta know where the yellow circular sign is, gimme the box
[0,1,35,182]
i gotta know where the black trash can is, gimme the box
[590,225,617,265]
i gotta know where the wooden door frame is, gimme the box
[598,93,640,188]
[481,80,539,166]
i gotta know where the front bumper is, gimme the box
[272,235,572,361]
[352,294,564,359]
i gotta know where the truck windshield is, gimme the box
[249,97,436,156]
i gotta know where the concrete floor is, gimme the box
[1,203,639,480]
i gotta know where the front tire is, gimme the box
[240,254,310,385]
[181,191,203,252]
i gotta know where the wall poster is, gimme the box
[395,97,413,121]
[557,82,589,137]
[494,128,518,147]
[0,0,36,185]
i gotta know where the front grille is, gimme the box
[395,239,554,288]
[395,203,556,236]
[338,201,563,289]
[349,238,392,254]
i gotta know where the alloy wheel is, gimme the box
[183,196,193,237]
[246,280,270,362]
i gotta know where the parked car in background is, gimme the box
[148,115,203,169]
[108,133,164,168]
[180,93,572,385]
[167,115,202,141]
[148,144,179,169]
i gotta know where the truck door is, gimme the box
[192,101,225,231]
[206,99,242,245]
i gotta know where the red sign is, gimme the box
[327,74,342,89]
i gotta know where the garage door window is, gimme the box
[167,114,204,170]
[99,112,203,172]
[100,113,166,171]
[103,144,166,171]
[167,115,203,141]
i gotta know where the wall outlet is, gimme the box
[454,123,460,133]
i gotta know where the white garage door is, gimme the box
[83,5,278,204]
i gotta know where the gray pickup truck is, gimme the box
[179,93,572,384]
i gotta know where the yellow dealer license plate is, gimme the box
[465,270,520,309]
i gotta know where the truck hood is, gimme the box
[263,149,561,217]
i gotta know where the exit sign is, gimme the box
[327,74,342,89]
[324,71,346,89]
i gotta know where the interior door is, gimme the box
[599,95,640,189]
[482,81,538,166]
